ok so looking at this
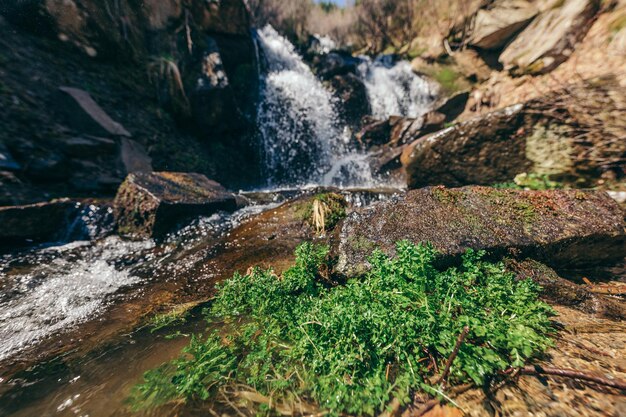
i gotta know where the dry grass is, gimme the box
[527,76,626,180]
[147,57,191,119]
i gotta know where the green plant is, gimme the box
[494,173,564,191]
[131,242,554,415]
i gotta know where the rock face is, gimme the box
[57,87,132,137]
[334,186,626,276]
[0,143,20,171]
[113,172,237,239]
[190,38,242,133]
[329,73,371,128]
[402,79,625,189]
[468,0,538,50]
[1,0,251,59]
[499,0,600,74]
[402,104,530,188]
[313,52,362,80]
[0,199,79,247]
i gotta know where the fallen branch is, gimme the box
[411,399,439,417]
[519,365,626,391]
[435,326,470,387]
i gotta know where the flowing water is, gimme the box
[1,26,435,417]
[256,25,435,188]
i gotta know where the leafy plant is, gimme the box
[132,242,554,415]
[494,173,564,191]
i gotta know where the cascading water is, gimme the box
[358,57,436,119]
[255,26,436,189]
[256,25,342,186]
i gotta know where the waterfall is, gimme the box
[358,57,436,120]
[255,26,436,189]
[256,25,342,187]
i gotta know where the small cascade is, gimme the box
[255,27,437,189]
[358,57,436,119]
[256,25,342,186]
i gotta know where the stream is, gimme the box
[0,26,435,417]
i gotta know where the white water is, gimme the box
[358,57,436,119]
[257,25,342,186]
[0,237,151,361]
[256,26,435,188]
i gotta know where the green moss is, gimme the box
[131,242,554,416]
[348,236,377,253]
[433,187,464,204]
[432,67,461,94]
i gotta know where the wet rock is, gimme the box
[57,87,131,137]
[314,51,362,80]
[329,73,371,127]
[113,172,237,239]
[0,199,79,247]
[334,186,626,276]
[500,0,600,74]
[468,0,538,50]
[357,113,445,149]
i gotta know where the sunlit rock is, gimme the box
[113,172,237,239]
[500,0,600,74]
[334,186,626,276]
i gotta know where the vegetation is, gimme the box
[494,173,564,191]
[132,241,554,415]
[248,0,479,53]
[297,193,347,233]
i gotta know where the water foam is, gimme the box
[358,57,436,119]
[0,238,150,361]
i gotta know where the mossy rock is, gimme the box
[334,186,626,277]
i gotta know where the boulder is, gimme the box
[329,73,371,127]
[0,199,79,247]
[113,172,237,239]
[499,0,600,74]
[402,79,625,189]
[334,186,626,277]
[402,104,530,188]
[468,0,538,50]
[313,52,362,80]
[57,87,131,137]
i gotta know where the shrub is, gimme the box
[132,242,554,415]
